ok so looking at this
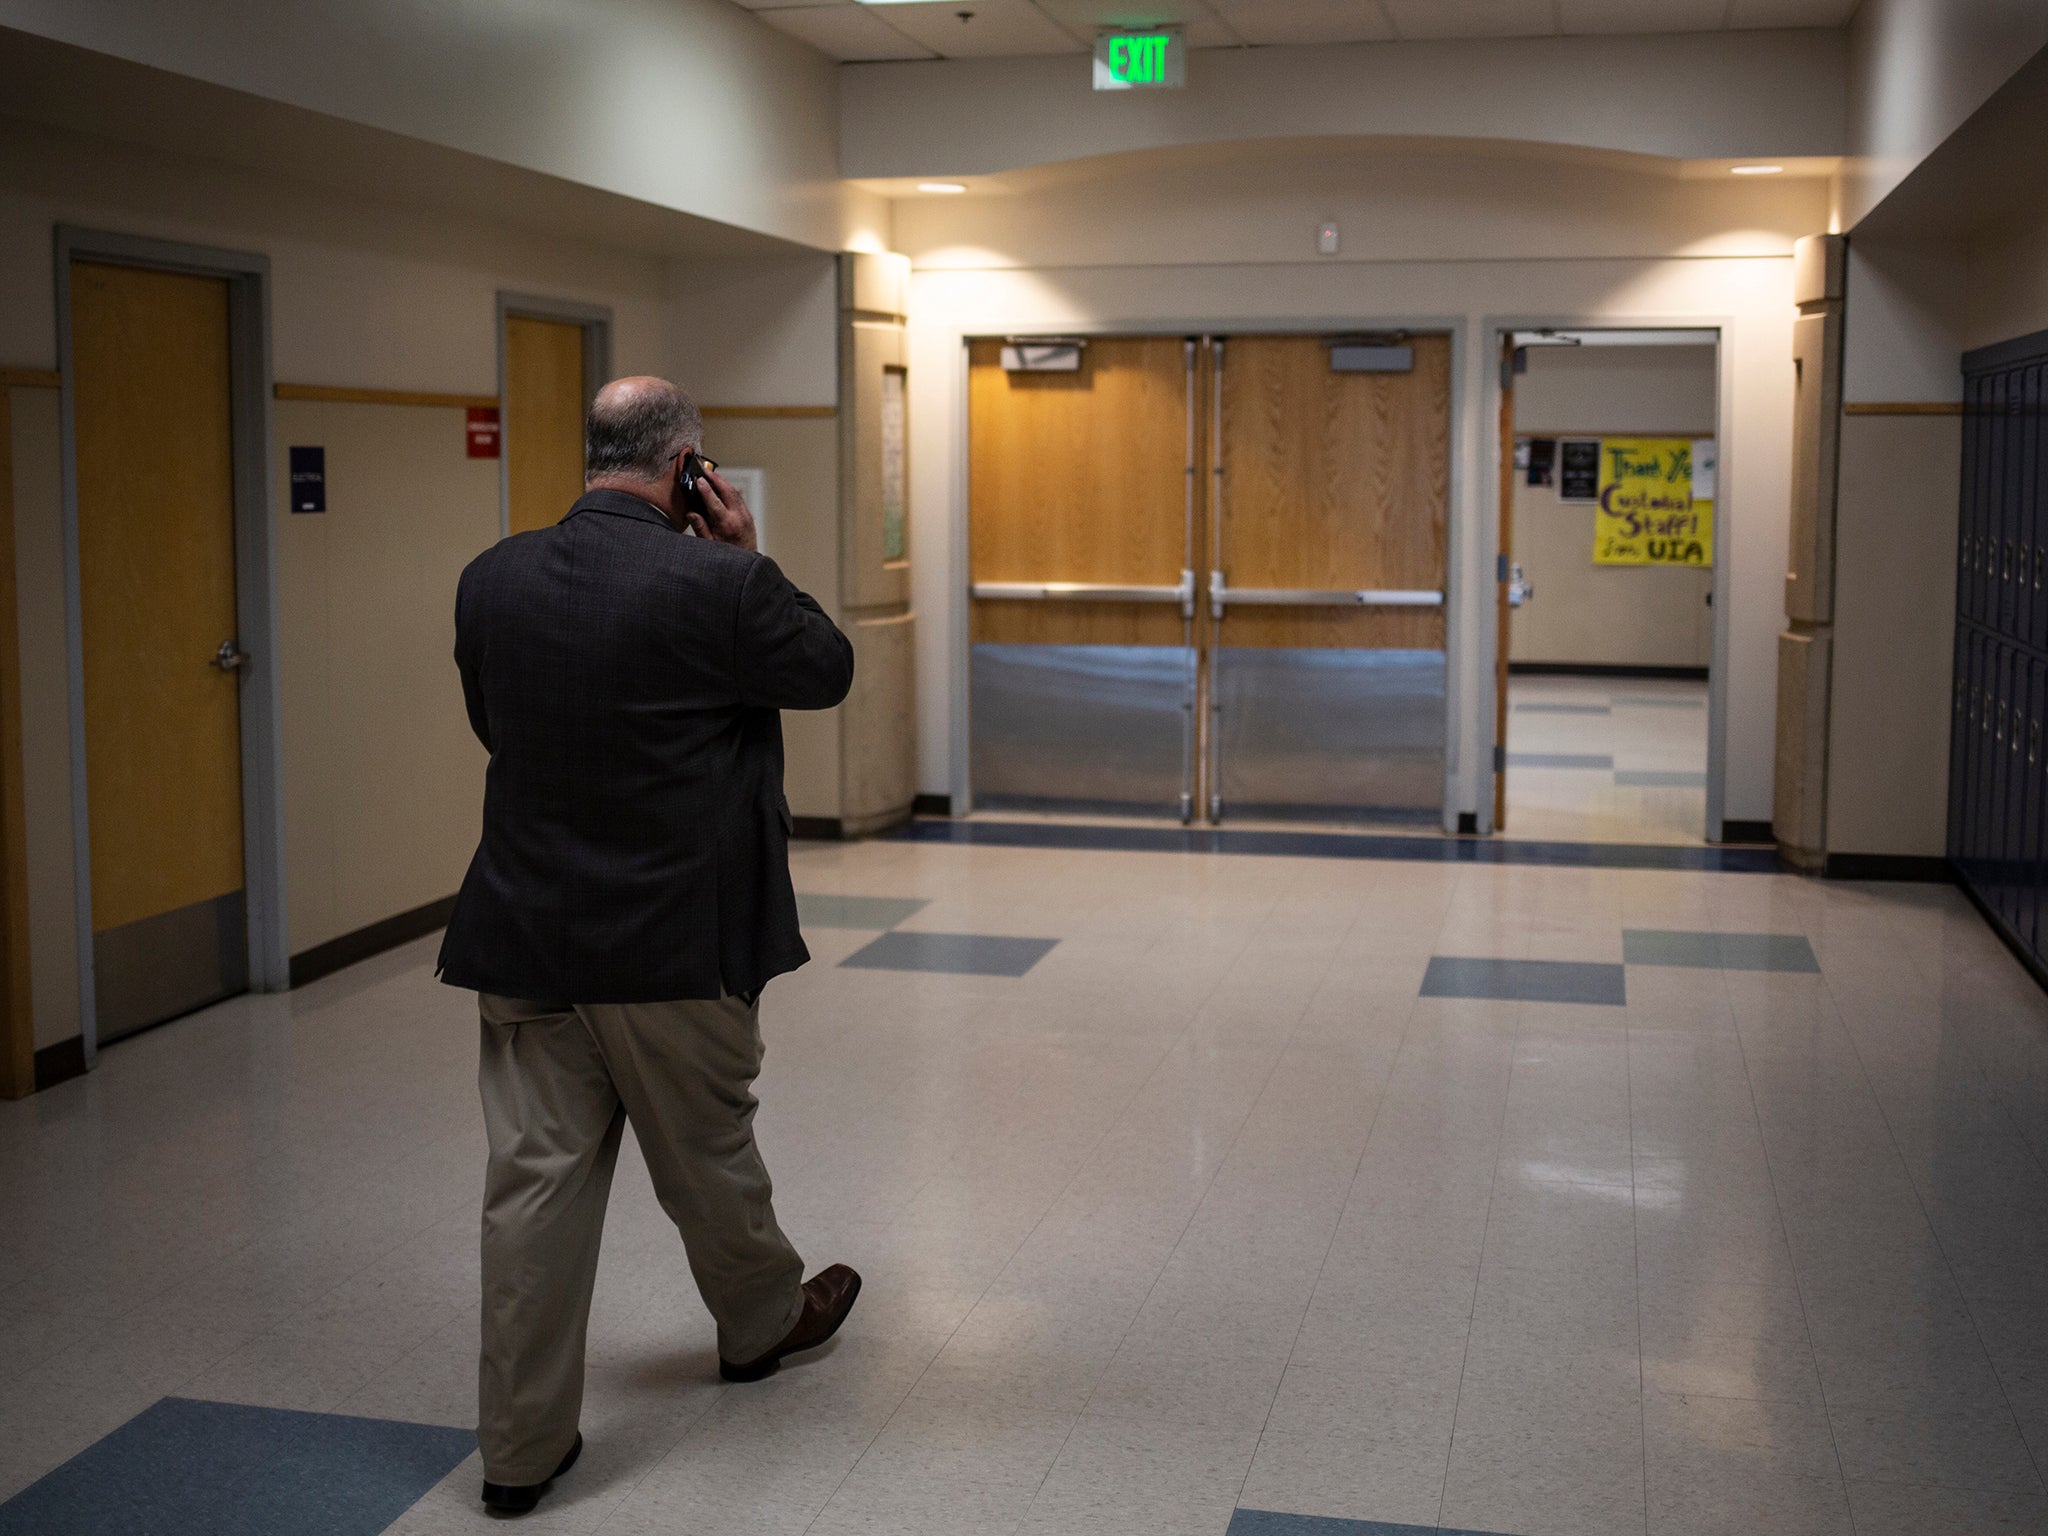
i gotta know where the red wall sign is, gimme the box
[467,407,501,458]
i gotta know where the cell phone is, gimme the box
[678,450,715,517]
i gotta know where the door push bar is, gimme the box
[1207,574,1444,620]
[972,570,1197,619]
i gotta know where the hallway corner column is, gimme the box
[1774,234,1845,871]
[835,252,916,836]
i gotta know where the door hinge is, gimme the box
[1497,553,1509,582]
[1493,744,1506,773]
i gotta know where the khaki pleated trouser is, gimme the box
[475,991,807,1485]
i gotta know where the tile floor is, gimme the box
[4,830,2048,1535]
[1505,676,1709,845]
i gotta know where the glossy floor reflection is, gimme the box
[3,834,2047,1535]
[1505,675,1709,846]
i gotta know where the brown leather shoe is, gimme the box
[720,1264,862,1382]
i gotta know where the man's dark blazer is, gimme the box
[437,489,854,1003]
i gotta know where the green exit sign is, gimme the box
[1093,28,1184,90]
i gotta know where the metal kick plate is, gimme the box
[93,889,248,1044]
[1214,647,1446,820]
[971,643,1192,813]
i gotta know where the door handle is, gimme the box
[211,639,251,673]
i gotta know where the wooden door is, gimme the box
[967,337,1197,812]
[1210,334,1450,819]
[71,261,247,1040]
[505,316,587,535]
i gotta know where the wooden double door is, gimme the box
[969,333,1449,823]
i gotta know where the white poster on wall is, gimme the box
[723,466,765,555]
[1690,439,1716,501]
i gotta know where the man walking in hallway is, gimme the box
[439,376,861,1517]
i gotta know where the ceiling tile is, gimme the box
[867,0,1085,56]
[1207,0,1395,46]
[1728,0,1856,25]
[1032,0,1220,34]
[1183,14,1245,45]
[1559,0,1729,33]
[757,5,936,59]
[1382,0,1558,39]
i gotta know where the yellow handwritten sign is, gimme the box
[1593,438,1714,566]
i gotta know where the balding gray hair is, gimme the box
[585,379,703,480]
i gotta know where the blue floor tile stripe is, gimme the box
[839,929,1057,977]
[1421,955,1628,1005]
[1507,751,1614,769]
[0,1397,475,1536]
[795,892,931,930]
[890,818,1782,874]
[1228,1512,1513,1536]
[1623,928,1821,972]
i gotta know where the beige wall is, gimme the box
[1840,0,2048,229]
[671,257,840,409]
[1510,346,1716,670]
[703,414,845,820]
[1825,413,1960,857]
[0,0,874,252]
[843,30,1847,180]
[904,146,1820,829]
[0,114,852,1055]
[275,400,495,951]
[0,120,671,391]
[1967,199,2048,352]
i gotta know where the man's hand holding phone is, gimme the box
[684,461,758,553]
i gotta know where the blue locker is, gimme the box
[1992,644,2016,923]
[1955,329,2048,958]
[1998,370,2021,639]
[1964,373,1986,628]
[1949,625,1972,860]
[2035,364,2048,654]
[1963,632,1989,889]
[2025,658,2045,958]
[2016,364,2040,647]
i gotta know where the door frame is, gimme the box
[495,293,612,540]
[1482,314,1732,841]
[54,226,289,1066]
[950,316,1468,832]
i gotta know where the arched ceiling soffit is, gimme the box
[855,135,1837,201]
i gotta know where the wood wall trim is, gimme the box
[700,405,837,419]
[0,391,34,1098]
[0,369,60,390]
[274,383,500,410]
[1843,402,1964,416]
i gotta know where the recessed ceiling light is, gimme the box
[1730,164,1784,175]
[917,182,968,194]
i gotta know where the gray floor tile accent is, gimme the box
[840,930,1057,977]
[0,1397,474,1536]
[1624,929,1821,973]
[1228,1513,1493,1536]
[1513,703,1612,716]
[1507,752,1615,770]
[1420,956,1626,1005]
[1614,770,1708,788]
[796,893,930,930]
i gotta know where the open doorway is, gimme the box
[1495,328,1719,844]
